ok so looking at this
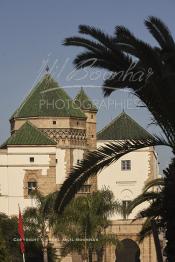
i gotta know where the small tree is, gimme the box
[54,189,119,261]
[23,191,56,262]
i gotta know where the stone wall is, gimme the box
[23,154,57,197]
[105,219,157,262]
[11,116,87,133]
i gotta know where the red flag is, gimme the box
[18,206,25,254]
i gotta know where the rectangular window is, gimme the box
[121,160,131,170]
[30,157,34,163]
[53,121,56,125]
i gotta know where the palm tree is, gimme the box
[126,178,164,242]
[53,189,119,262]
[55,16,175,261]
[23,191,56,262]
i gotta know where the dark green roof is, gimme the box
[74,88,97,112]
[11,74,86,119]
[1,122,56,148]
[97,112,154,140]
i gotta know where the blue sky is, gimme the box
[0,0,174,173]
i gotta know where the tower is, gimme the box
[9,75,88,185]
[0,75,99,215]
[74,87,98,191]
[74,87,97,151]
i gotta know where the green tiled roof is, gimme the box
[11,74,86,119]
[74,87,97,112]
[97,112,154,140]
[0,122,56,148]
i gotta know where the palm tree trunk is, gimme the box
[163,157,175,262]
[81,257,88,262]
[81,252,88,262]
[43,247,48,262]
[97,248,104,262]
[151,219,163,262]
[88,249,93,262]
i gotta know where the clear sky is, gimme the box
[0,0,174,173]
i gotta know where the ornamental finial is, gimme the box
[45,65,49,73]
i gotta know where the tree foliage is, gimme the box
[54,189,119,261]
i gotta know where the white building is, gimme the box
[0,74,158,261]
[0,74,97,216]
[97,112,159,219]
[0,74,158,218]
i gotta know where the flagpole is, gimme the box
[18,204,25,262]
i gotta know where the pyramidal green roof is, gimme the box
[1,122,56,148]
[74,88,97,112]
[97,112,154,141]
[11,74,86,119]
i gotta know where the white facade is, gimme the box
[0,144,87,216]
[97,141,159,219]
[0,75,158,221]
[0,137,159,217]
[0,146,57,215]
[55,148,84,185]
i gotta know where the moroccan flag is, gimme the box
[18,206,25,254]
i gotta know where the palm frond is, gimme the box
[115,26,163,73]
[64,25,133,72]
[73,51,123,72]
[43,191,57,215]
[55,137,168,213]
[61,240,83,257]
[138,218,152,242]
[93,233,118,248]
[115,42,138,57]
[78,25,116,51]
[64,36,109,53]
[139,218,164,243]
[139,199,163,219]
[145,16,175,50]
[142,178,164,193]
[127,192,160,215]
[63,19,175,144]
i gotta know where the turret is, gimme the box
[74,87,98,150]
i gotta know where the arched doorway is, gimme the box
[115,239,140,262]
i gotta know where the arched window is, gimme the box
[28,180,37,195]
[121,189,133,200]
